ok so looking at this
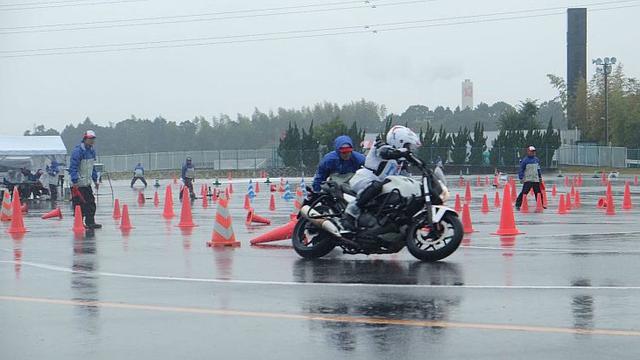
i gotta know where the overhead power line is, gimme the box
[0,0,431,34]
[0,0,146,11]
[1,3,637,58]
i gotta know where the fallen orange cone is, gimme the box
[246,208,271,225]
[250,220,297,245]
[42,207,63,220]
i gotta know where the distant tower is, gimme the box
[461,79,474,110]
[567,8,587,129]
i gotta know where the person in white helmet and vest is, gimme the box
[342,125,421,232]
[69,130,101,229]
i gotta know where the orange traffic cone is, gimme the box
[137,191,145,206]
[162,185,174,219]
[552,183,557,197]
[493,184,523,236]
[7,188,27,234]
[565,192,572,210]
[540,182,548,208]
[564,176,570,187]
[493,175,500,188]
[464,182,472,203]
[454,194,462,212]
[72,205,84,233]
[113,198,121,219]
[255,182,260,193]
[574,190,581,208]
[177,187,196,228]
[246,208,271,225]
[120,204,133,230]
[601,171,607,185]
[250,220,297,245]
[494,191,501,208]
[461,203,474,233]
[535,194,544,213]
[510,181,517,203]
[269,194,276,211]
[243,194,251,210]
[570,185,576,199]
[153,191,159,207]
[1,190,12,221]
[597,197,607,209]
[557,194,568,214]
[606,186,616,216]
[208,198,240,247]
[520,194,529,213]
[623,182,633,210]
[481,194,490,214]
[202,192,209,209]
[41,207,62,220]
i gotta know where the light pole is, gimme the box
[592,57,617,145]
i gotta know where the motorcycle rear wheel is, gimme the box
[406,212,463,262]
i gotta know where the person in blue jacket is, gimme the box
[180,157,196,200]
[516,145,544,210]
[69,130,101,229]
[130,162,148,188]
[312,135,366,192]
[46,160,60,201]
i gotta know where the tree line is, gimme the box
[24,98,566,156]
[548,64,640,148]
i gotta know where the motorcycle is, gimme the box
[292,153,463,262]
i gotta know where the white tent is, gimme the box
[0,136,67,172]
[0,136,67,156]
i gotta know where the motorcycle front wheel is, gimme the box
[406,212,463,262]
[292,218,336,259]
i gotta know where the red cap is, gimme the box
[339,145,353,154]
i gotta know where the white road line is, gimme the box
[463,246,640,254]
[2,260,640,290]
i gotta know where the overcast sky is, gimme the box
[0,0,637,135]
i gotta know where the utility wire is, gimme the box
[1,3,636,58]
[0,0,146,11]
[0,0,430,34]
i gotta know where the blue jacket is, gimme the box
[181,162,195,180]
[69,142,98,185]
[312,135,365,191]
[134,164,144,175]
[46,161,59,177]
[518,155,542,182]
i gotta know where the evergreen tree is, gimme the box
[450,126,470,164]
[468,122,487,165]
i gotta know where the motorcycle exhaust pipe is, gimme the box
[299,205,343,238]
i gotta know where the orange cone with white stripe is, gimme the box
[1,190,12,221]
[208,198,240,247]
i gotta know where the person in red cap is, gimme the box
[69,130,101,229]
[516,145,544,210]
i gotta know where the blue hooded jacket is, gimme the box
[69,141,98,185]
[518,155,542,182]
[312,135,366,191]
[134,163,144,175]
[46,160,59,177]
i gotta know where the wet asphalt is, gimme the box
[1,175,640,359]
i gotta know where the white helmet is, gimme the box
[386,125,421,150]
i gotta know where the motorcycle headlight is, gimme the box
[438,181,450,203]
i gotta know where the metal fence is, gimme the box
[98,149,279,172]
[555,145,634,168]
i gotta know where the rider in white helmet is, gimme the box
[342,125,421,231]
